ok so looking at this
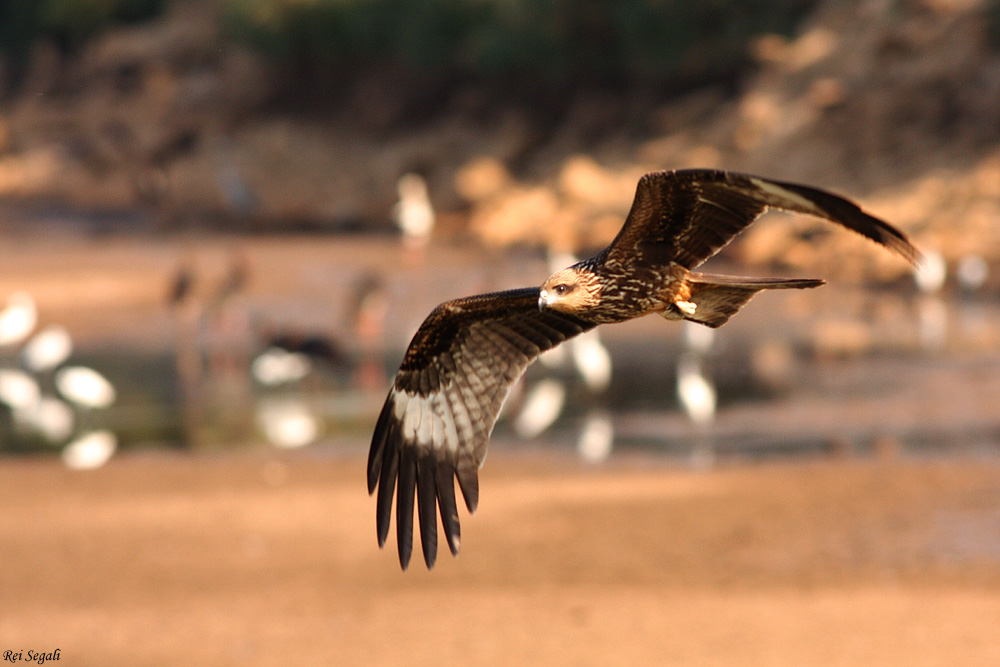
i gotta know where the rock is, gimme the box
[455,157,511,202]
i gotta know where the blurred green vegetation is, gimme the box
[0,0,166,88]
[223,0,818,98]
[5,0,1000,104]
[2,0,821,100]
[989,0,1000,50]
[40,0,167,43]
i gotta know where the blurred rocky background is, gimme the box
[1,0,998,281]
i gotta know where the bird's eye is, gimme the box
[554,284,570,296]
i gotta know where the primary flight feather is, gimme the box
[367,168,920,569]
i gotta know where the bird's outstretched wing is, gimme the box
[367,288,595,569]
[606,169,920,269]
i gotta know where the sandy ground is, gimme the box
[2,449,1000,666]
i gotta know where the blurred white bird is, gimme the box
[62,430,117,470]
[914,249,947,294]
[0,292,37,346]
[513,379,567,439]
[679,322,717,426]
[394,173,435,249]
[55,366,116,409]
[956,254,989,291]
[676,350,717,469]
[256,397,320,449]
[22,325,73,372]
[913,250,948,351]
[570,330,613,393]
[676,353,716,426]
[683,319,716,355]
[0,368,41,411]
[576,410,614,463]
[251,347,312,386]
[19,395,75,443]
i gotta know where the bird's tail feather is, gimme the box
[682,273,825,328]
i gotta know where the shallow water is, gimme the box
[0,233,998,465]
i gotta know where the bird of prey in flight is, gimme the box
[367,168,920,570]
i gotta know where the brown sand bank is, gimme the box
[2,450,999,666]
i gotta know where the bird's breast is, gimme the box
[585,265,681,323]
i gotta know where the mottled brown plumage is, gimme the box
[368,288,594,568]
[368,169,921,570]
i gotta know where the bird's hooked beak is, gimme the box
[538,290,548,311]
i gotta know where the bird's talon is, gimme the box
[675,300,697,315]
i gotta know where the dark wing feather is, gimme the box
[367,287,595,569]
[605,169,920,269]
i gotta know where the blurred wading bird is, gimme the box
[368,169,920,569]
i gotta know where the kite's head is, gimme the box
[539,267,601,314]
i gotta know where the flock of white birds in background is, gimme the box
[243,236,991,462]
[244,172,435,450]
[912,250,990,350]
[5,168,988,466]
[0,291,117,469]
